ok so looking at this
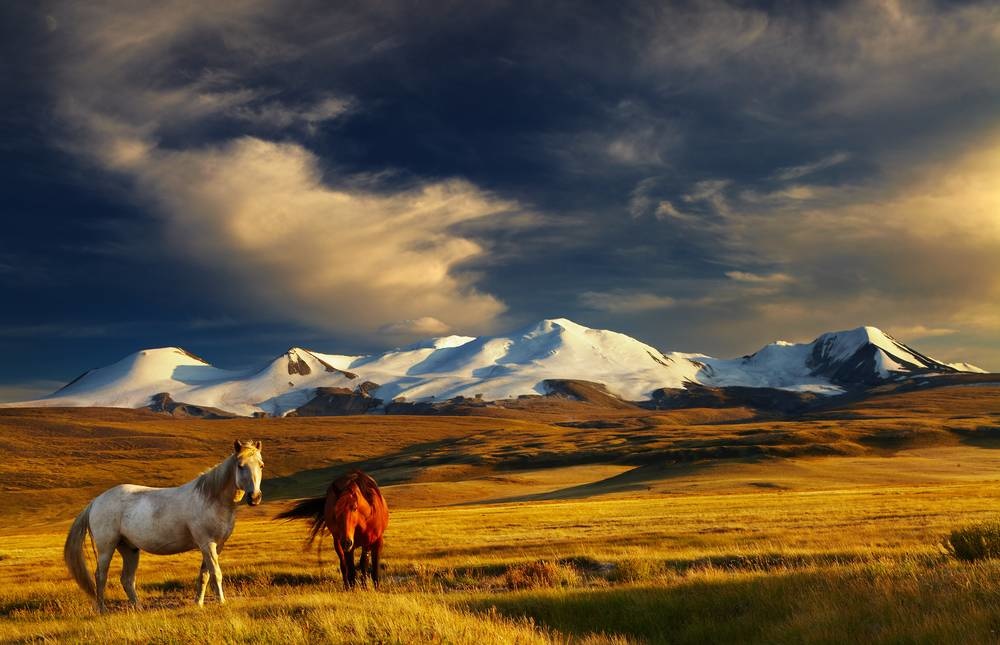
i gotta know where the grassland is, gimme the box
[2,385,1000,642]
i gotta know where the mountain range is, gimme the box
[2,318,987,417]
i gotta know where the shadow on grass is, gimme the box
[949,425,1000,448]
[463,565,1000,644]
[0,597,50,617]
[466,581,797,643]
[474,460,748,504]
[142,571,324,595]
[264,436,479,501]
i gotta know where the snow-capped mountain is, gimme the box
[3,319,986,416]
[35,346,358,417]
[691,326,976,392]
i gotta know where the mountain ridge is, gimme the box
[3,318,987,416]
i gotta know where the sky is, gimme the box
[1,0,999,400]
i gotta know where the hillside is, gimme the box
[3,384,1000,525]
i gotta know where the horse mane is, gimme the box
[194,454,236,501]
[334,484,360,515]
[328,470,382,505]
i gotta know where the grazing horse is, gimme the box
[277,471,388,589]
[64,440,264,611]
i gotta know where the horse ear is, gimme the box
[254,440,262,451]
[234,439,242,453]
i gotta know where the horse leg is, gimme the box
[94,544,115,613]
[196,556,211,606]
[117,543,140,608]
[209,543,227,602]
[334,539,350,590]
[346,548,358,589]
[198,542,225,605]
[371,538,383,590]
[209,542,226,604]
[358,547,370,588]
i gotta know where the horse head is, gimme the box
[233,440,264,506]
[334,481,371,551]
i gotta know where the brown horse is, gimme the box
[276,471,388,589]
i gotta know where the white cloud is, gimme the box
[378,317,451,336]
[606,134,662,165]
[725,271,795,284]
[627,178,658,218]
[628,177,705,221]
[117,136,515,335]
[231,95,354,132]
[681,179,732,217]
[579,290,676,313]
[887,325,957,340]
[771,152,850,181]
[653,200,684,219]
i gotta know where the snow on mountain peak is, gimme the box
[36,346,232,408]
[947,361,987,374]
[78,346,210,384]
[543,317,587,329]
[519,317,588,338]
[1,318,986,416]
[260,347,348,378]
[399,335,476,351]
[806,325,960,385]
[813,326,894,361]
[131,346,209,366]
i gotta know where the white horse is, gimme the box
[64,440,264,611]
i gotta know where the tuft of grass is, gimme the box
[943,521,1000,561]
[142,579,187,593]
[271,572,323,587]
[503,560,580,590]
[608,557,662,584]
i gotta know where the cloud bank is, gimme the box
[51,1,528,339]
[15,0,998,369]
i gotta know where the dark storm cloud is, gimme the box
[1,0,999,397]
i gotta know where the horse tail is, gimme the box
[274,496,328,548]
[64,502,95,597]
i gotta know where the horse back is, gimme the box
[361,481,389,542]
[89,483,206,555]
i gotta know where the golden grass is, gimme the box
[2,386,1000,642]
[5,476,1000,642]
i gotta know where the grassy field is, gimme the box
[2,385,1000,642]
